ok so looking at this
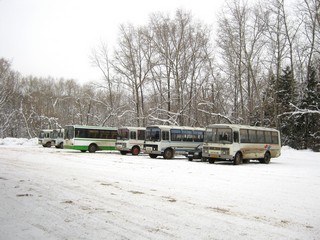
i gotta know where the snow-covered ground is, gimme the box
[0,138,319,240]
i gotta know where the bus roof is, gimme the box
[65,125,118,130]
[40,129,54,133]
[146,125,205,131]
[118,126,146,130]
[206,124,279,132]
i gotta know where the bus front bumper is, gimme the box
[203,153,233,160]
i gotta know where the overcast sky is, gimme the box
[0,0,225,83]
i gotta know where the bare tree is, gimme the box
[216,0,269,124]
[112,24,152,126]
[147,9,213,126]
[0,59,19,137]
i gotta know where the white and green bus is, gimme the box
[116,127,146,155]
[202,124,281,165]
[64,125,118,153]
[144,125,205,159]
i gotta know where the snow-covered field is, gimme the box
[0,138,319,240]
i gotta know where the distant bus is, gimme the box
[38,129,53,147]
[202,124,281,165]
[116,127,146,155]
[144,125,205,159]
[51,129,64,149]
[64,125,118,153]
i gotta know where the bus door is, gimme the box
[232,130,240,155]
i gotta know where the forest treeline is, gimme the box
[0,0,319,151]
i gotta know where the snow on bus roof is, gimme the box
[206,124,279,132]
[146,125,205,130]
[65,125,118,130]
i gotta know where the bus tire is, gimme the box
[56,142,63,149]
[120,151,127,155]
[163,148,174,159]
[261,151,271,164]
[81,150,86,153]
[132,146,140,155]
[188,157,193,161]
[234,152,243,165]
[208,158,215,164]
[88,144,98,153]
[149,154,158,158]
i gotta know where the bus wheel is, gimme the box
[56,142,63,149]
[163,149,174,159]
[261,152,271,164]
[149,154,158,158]
[132,146,140,155]
[88,144,97,153]
[120,151,127,155]
[208,158,215,164]
[234,152,243,165]
[188,157,193,161]
[81,150,86,153]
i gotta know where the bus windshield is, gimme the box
[38,131,45,138]
[64,126,74,139]
[118,129,129,140]
[145,127,161,141]
[205,127,232,144]
[51,130,58,138]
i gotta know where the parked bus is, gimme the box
[51,129,64,148]
[116,127,146,155]
[38,129,53,147]
[202,124,281,165]
[64,125,118,153]
[144,125,205,159]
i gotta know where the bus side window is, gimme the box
[138,130,145,140]
[234,131,239,143]
[240,129,249,143]
[162,131,169,140]
[130,131,136,140]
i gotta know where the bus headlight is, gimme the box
[203,147,209,154]
[221,149,229,155]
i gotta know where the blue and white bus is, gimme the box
[144,125,205,159]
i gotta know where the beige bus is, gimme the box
[202,124,281,165]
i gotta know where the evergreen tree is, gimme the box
[296,65,320,151]
[277,66,297,147]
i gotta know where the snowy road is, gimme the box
[0,143,319,239]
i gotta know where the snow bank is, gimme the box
[0,137,38,146]
[1,138,317,153]
[0,141,319,239]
